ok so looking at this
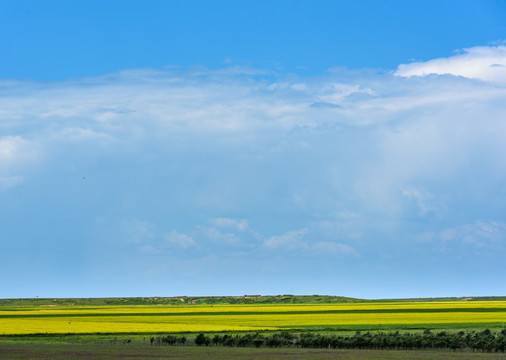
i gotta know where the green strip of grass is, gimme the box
[289,322,506,331]
[2,307,506,319]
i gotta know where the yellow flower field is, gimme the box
[1,301,506,335]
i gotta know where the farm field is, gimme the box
[1,343,506,360]
[1,300,506,335]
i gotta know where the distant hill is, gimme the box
[375,296,506,302]
[1,295,505,307]
[0,295,360,306]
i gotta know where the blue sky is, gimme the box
[2,1,506,299]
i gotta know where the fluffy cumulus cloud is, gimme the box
[2,45,506,297]
[395,45,506,84]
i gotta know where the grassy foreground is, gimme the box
[1,343,506,360]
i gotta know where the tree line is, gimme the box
[150,329,506,352]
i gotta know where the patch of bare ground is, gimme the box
[1,344,506,360]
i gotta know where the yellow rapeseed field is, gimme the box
[1,301,506,335]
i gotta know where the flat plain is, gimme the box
[2,300,506,335]
[1,296,506,359]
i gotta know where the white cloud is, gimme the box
[139,245,161,254]
[54,127,113,142]
[122,219,155,243]
[401,187,439,217]
[419,221,506,250]
[0,136,39,190]
[0,137,20,163]
[0,136,35,168]
[1,57,505,149]
[200,227,241,245]
[163,230,197,248]
[395,45,506,84]
[313,241,357,255]
[210,217,249,231]
[0,175,25,191]
[264,228,308,250]
[336,210,359,220]
[264,228,357,255]
[314,219,363,241]
[291,83,308,91]
[316,83,374,105]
